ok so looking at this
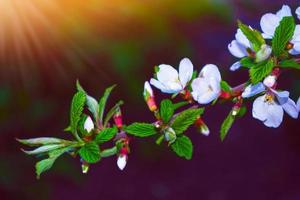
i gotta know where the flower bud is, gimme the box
[143,81,157,112]
[255,44,272,63]
[263,75,276,88]
[164,127,177,145]
[194,117,210,136]
[117,154,127,171]
[231,98,242,116]
[81,159,89,174]
[113,107,123,129]
[84,116,94,133]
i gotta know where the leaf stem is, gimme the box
[100,146,118,157]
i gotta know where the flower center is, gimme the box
[264,94,274,104]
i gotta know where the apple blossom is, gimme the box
[191,64,221,104]
[150,58,193,94]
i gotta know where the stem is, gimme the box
[100,146,117,157]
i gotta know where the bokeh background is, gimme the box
[1,0,300,199]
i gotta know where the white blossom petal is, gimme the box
[282,98,299,119]
[150,78,167,92]
[296,7,300,20]
[144,81,153,96]
[157,64,179,83]
[84,116,94,133]
[192,77,220,104]
[263,103,284,128]
[263,75,276,88]
[271,89,290,105]
[253,95,268,121]
[256,44,272,62]
[291,25,300,43]
[179,58,193,87]
[260,13,280,39]
[297,97,300,111]
[228,40,248,58]
[230,61,242,71]
[235,29,251,48]
[242,83,266,98]
[199,64,221,82]
[117,155,127,171]
[276,5,292,19]
[290,42,300,55]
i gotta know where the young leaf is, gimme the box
[70,91,86,134]
[103,100,124,127]
[79,142,101,164]
[171,108,204,135]
[173,102,189,110]
[98,85,116,124]
[220,112,235,141]
[171,135,193,160]
[125,123,157,137]
[220,81,232,93]
[160,99,174,123]
[249,59,274,84]
[279,59,300,70]
[35,146,73,179]
[22,144,66,155]
[238,21,265,52]
[95,126,118,144]
[272,16,295,56]
[17,137,69,147]
[240,57,255,68]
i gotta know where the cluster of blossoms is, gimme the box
[18,5,300,178]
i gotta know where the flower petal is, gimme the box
[192,77,220,104]
[264,103,284,128]
[228,40,248,58]
[260,13,280,38]
[117,155,127,171]
[290,42,300,55]
[252,95,268,121]
[179,57,193,87]
[271,89,290,105]
[291,25,300,43]
[263,75,276,88]
[157,64,179,83]
[276,5,292,19]
[150,78,181,94]
[235,29,251,48]
[144,81,153,97]
[282,98,299,119]
[84,116,94,133]
[255,44,272,62]
[297,96,300,111]
[230,61,242,71]
[296,7,300,20]
[150,78,167,92]
[199,64,221,82]
[242,83,266,98]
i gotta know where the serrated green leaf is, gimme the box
[95,126,118,144]
[220,112,235,141]
[172,101,189,110]
[103,100,124,127]
[240,57,255,68]
[35,146,73,179]
[17,137,69,147]
[250,59,274,84]
[171,135,193,160]
[279,59,300,70]
[70,91,86,134]
[79,142,101,164]
[98,85,116,124]
[220,81,232,92]
[22,144,66,155]
[160,99,174,124]
[171,108,204,135]
[125,123,157,137]
[238,21,265,52]
[272,16,295,56]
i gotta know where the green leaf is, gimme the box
[220,112,235,141]
[79,142,101,164]
[22,144,66,155]
[78,114,89,136]
[35,146,73,179]
[279,59,300,70]
[240,57,255,68]
[160,99,174,123]
[238,21,265,52]
[171,135,193,160]
[171,108,204,135]
[272,16,295,56]
[220,80,232,92]
[172,101,189,110]
[70,91,86,134]
[103,100,124,127]
[249,59,274,84]
[95,126,118,144]
[17,137,69,147]
[236,106,247,118]
[98,85,116,124]
[125,123,157,137]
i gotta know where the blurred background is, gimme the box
[1,0,300,199]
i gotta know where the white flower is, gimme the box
[296,7,300,20]
[117,155,127,171]
[297,97,300,111]
[255,44,272,62]
[252,90,298,128]
[263,75,277,88]
[191,64,221,104]
[260,5,292,39]
[150,58,193,94]
[84,116,94,133]
[228,29,252,58]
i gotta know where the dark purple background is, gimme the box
[1,0,300,199]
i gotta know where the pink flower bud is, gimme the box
[113,107,123,129]
[194,117,210,136]
[144,81,158,112]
